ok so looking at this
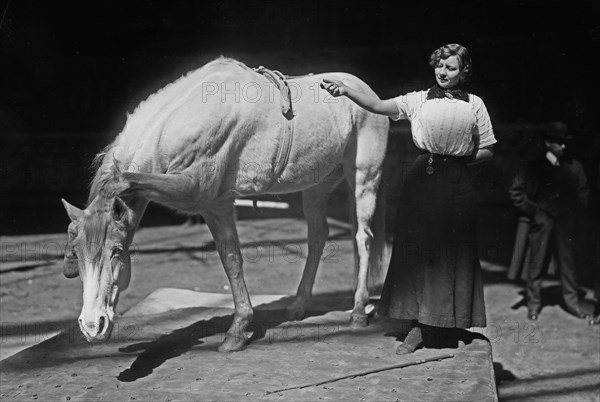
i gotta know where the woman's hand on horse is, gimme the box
[321,78,347,97]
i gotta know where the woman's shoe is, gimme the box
[396,342,422,355]
[396,326,423,355]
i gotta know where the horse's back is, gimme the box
[290,71,389,146]
[112,59,389,201]
[258,72,388,192]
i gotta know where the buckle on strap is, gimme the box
[253,66,294,120]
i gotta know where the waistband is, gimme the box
[417,151,471,163]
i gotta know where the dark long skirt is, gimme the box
[378,153,487,328]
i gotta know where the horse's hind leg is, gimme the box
[203,207,253,352]
[344,132,386,328]
[287,179,341,321]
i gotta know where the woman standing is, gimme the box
[322,43,496,354]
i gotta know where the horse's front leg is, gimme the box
[204,208,253,352]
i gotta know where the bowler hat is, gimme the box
[544,122,572,141]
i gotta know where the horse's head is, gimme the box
[61,195,135,342]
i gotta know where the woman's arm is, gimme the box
[321,78,399,118]
[467,146,494,165]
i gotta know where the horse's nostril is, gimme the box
[98,316,106,334]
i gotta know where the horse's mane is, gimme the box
[87,144,122,205]
[88,57,251,205]
[81,145,118,259]
[82,208,110,261]
[122,56,250,138]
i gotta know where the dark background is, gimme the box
[1,1,599,272]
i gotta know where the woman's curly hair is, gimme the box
[429,44,473,85]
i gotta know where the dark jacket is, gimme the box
[511,156,589,218]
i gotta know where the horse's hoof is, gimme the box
[286,306,305,321]
[349,313,368,328]
[217,334,247,353]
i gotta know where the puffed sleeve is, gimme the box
[391,91,423,121]
[471,95,497,148]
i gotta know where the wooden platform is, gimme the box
[0,288,497,401]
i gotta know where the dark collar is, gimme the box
[426,85,469,102]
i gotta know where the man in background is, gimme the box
[510,122,590,321]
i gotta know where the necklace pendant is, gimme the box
[426,166,434,175]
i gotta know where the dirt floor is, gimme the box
[1,218,599,400]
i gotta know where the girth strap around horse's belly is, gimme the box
[253,66,296,182]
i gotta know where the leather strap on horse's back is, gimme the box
[253,66,296,181]
[253,66,294,120]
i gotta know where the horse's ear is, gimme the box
[62,199,83,222]
[111,196,132,225]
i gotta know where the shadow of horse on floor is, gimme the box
[116,292,359,382]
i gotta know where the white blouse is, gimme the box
[392,90,496,156]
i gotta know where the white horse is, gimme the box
[61,57,389,352]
